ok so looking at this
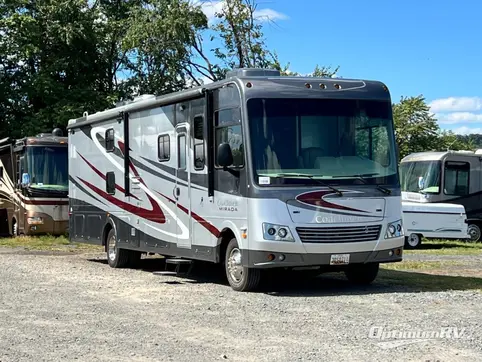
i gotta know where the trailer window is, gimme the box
[106,171,115,195]
[444,161,470,196]
[178,134,186,170]
[158,134,170,161]
[105,129,114,152]
[193,116,205,170]
[215,108,243,167]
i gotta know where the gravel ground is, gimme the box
[0,248,481,362]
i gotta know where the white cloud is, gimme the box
[429,96,482,113]
[436,112,482,124]
[252,8,288,22]
[194,0,288,24]
[450,126,482,135]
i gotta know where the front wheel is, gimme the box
[345,263,379,285]
[224,238,261,292]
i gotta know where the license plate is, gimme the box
[330,254,350,265]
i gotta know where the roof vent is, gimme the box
[225,68,281,79]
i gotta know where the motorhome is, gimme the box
[402,201,468,248]
[400,150,482,242]
[0,129,69,237]
[67,68,404,292]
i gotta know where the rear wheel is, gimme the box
[345,263,379,285]
[404,233,422,249]
[106,228,131,268]
[467,224,481,242]
[225,237,261,292]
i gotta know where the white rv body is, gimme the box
[402,201,468,242]
[67,68,405,291]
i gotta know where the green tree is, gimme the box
[186,0,338,84]
[392,95,441,160]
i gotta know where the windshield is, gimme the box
[25,145,68,192]
[247,98,398,186]
[399,160,441,194]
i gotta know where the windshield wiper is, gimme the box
[355,173,391,195]
[269,173,343,196]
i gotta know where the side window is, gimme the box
[215,108,244,167]
[105,128,114,152]
[158,134,170,161]
[193,116,205,170]
[106,171,115,195]
[178,134,186,170]
[444,161,470,196]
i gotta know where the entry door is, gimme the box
[174,124,192,248]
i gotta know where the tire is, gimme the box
[467,224,481,243]
[224,237,261,292]
[344,263,379,285]
[404,233,422,249]
[106,228,130,268]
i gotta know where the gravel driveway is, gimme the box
[0,248,481,362]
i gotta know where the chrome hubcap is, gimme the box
[408,234,419,246]
[468,225,481,242]
[108,235,116,261]
[227,248,243,282]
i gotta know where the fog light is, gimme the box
[388,250,393,256]
[279,254,285,261]
[267,254,275,261]
[395,248,402,256]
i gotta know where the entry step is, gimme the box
[165,258,193,264]
[164,258,193,276]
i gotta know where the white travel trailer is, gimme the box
[400,150,482,242]
[402,201,468,248]
[67,68,405,292]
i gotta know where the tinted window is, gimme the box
[444,161,470,195]
[158,134,170,161]
[193,116,205,170]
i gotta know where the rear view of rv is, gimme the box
[67,68,404,291]
[0,129,69,237]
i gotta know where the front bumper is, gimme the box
[241,245,403,268]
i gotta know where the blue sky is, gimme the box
[199,0,482,135]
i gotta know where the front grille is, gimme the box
[296,225,382,243]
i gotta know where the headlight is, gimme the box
[385,219,403,239]
[262,223,294,242]
[27,217,44,225]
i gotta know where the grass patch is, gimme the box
[378,268,482,292]
[404,239,482,255]
[382,259,463,271]
[0,235,103,252]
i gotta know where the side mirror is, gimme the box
[217,143,233,168]
[21,172,30,187]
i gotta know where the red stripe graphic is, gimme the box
[78,150,165,224]
[78,177,166,224]
[155,191,221,237]
[77,151,139,200]
[296,190,368,213]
